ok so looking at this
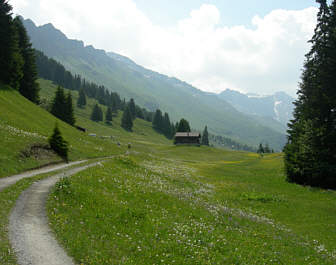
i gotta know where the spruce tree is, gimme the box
[77,88,86,108]
[49,123,69,162]
[163,112,172,138]
[91,103,103,122]
[13,16,39,103]
[201,126,209,146]
[129,98,136,120]
[121,106,133,131]
[152,109,163,132]
[257,143,264,155]
[177,119,191,132]
[0,0,23,89]
[106,106,113,124]
[284,0,336,189]
[51,86,66,121]
[65,92,75,126]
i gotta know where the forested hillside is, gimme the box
[22,18,287,150]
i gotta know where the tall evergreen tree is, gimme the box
[257,143,264,155]
[121,106,133,131]
[106,106,113,124]
[65,92,75,126]
[128,98,136,120]
[284,0,336,189]
[91,103,103,122]
[152,109,163,132]
[162,112,173,138]
[51,86,66,121]
[201,126,209,146]
[77,88,87,108]
[177,118,191,132]
[0,0,23,89]
[13,16,39,103]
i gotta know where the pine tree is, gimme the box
[65,92,75,126]
[257,143,264,155]
[106,106,113,124]
[121,106,133,131]
[49,123,69,162]
[177,118,191,132]
[284,0,336,189]
[129,98,136,120]
[152,109,163,132]
[171,122,176,138]
[77,88,87,108]
[91,103,103,122]
[51,86,66,121]
[162,112,172,138]
[201,126,209,146]
[0,0,23,89]
[13,16,39,103]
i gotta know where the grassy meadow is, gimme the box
[48,148,336,264]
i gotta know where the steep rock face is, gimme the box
[22,18,287,150]
[218,89,294,127]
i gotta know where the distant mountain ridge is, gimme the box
[22,18,287,150]
[218,89,295,127]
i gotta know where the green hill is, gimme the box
[0,81,170,177]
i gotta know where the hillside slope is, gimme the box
[0,81,170,177]
[22,18,286,150]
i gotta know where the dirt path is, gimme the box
[9,162,101,265]
[0,160,87,192]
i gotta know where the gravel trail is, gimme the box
[9,162,101,265]
[0,160,87,192]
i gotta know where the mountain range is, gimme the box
[22,18,292,150]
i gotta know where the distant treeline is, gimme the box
[209,134,257,152]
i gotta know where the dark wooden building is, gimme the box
[174,132,201,146]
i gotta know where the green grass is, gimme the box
[48,151,336,264]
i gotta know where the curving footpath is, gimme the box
[9,162,102,265]
[0,160,87,192]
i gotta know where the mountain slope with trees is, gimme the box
[22,18,286,150]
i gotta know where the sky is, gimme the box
[11,0,320,97]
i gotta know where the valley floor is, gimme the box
[1,84,335,264]
[47,147,336,265]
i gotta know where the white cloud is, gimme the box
[11,0,317,96]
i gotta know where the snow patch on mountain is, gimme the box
[274,101,283,122]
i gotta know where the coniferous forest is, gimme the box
[0,1,39,103]
[284,0,336,189]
